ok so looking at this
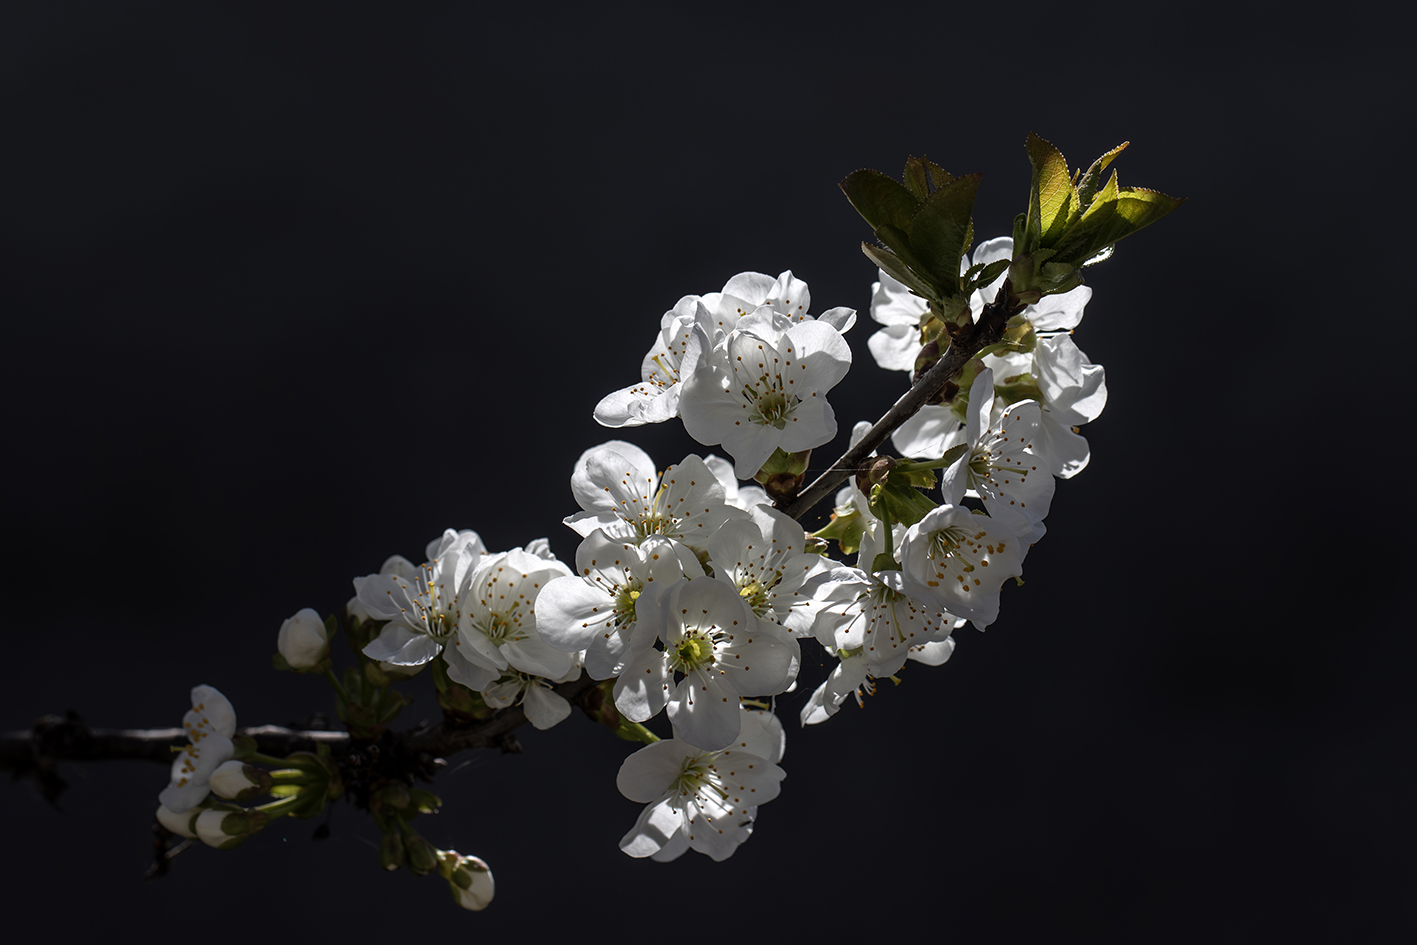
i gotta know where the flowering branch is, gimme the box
[3,672,602,801]
[1,133,1183,912]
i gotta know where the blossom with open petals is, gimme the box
[617,706,785,862]
[679,309,852,479]
[613,577,796,751]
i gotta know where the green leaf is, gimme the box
[937,443,968,467]
[1011,212,1027,254]
[1025,132,1076,248]
[926,160,953,191]
[907,173,981,291]
[840,169,922,232]
[965,258,1010,295]
[902,156,930,201]
[860,242,938,299]
[1077,141,1129,212]
[1053,179,1186,266]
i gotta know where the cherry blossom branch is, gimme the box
[2,673,601,803]
[779,288,1025,521]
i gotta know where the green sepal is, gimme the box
[379,830,405,871]
[323,613,338,641]
[840,168,922,232]
[994,374,1044,405]
[887,463,937,491]
[409,789,443,814]
[937,443,969,469]
[870,552,901,573]
[811,507,865,557]
[871,480,938,527]
[271,652,293,672]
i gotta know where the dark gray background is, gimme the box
[3,3,1407,941]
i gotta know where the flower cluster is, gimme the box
[160,235,1118,898]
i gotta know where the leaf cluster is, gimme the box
[1009,132,1185,301]
[840,157,1007,325]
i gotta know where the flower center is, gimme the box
[669,629,718,673]
[612,584,643,625]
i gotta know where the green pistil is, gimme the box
[613,585,643,624]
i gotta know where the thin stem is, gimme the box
[779,287,1022,522]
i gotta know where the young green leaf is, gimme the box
[840,169,922,232]
[908,173,981,291]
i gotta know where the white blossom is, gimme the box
[704,453,771,511]
[617,706,785,862]
[158,685,237,814]
[564,440,745,552]
[614,577,797,751]
[867,235,1091,375]
[937,368,1055,546]
[679,308,852,479]
[897,504,1024,630]
[356,529,488,667]
[535,531,701,679]
[442,547,576,692]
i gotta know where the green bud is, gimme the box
[379,829,405,871]
[363,661,391,689]
[208,760,273,802]
[377,783,411,811]
[408,789,442,815]
[404,830,439,877]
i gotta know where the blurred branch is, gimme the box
[3,672,602,805]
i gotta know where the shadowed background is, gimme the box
[2,3,1407,941]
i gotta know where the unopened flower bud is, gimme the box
[208,761,272,801]
[379,829,405,871]
[440,850,494,911]
[404,830,438,877]
[194,808,264,850]
[377,783,411,810]
[407,789,442,815]
[278,608,331,670]
[156,804,199,839]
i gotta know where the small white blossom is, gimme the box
[564,441,746,552]
[158,685,237,814]
[356,529,488,667]
[614,577,797,751]
[441,547,575,692]
[897,505,1024,630]
[440,850,495,911]
[679,308,852,479]
[535,531,701,679]
[937,368,1055,546]
[617,706,785,862]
